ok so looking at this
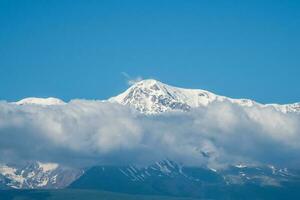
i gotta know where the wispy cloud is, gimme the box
[121,72,143,85]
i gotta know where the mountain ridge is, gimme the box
[109,79,300,114]
[11,79,300,114]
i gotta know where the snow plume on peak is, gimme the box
[121,72,143,86]
[14,97,66,106]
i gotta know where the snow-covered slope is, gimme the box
[109,79,300,114]
[15,97,66,106]
[0,162,83,189]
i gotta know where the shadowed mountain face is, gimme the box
[70,160,300,199]
[1,161,300,199]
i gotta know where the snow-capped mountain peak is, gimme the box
[109,79,218,114]
[14,97,66,106]
[109,79,300,114]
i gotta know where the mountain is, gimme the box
[0,162,83,189]
[109,79,300,114]
[14,97,66,106]
[2,159,299,199]
[70,160,300,199]
[3,79,300,198]
[13,79,300,114]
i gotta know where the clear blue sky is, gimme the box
[0,0,299,104]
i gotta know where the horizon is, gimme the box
[7,78,300,105]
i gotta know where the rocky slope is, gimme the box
[0,162,83,189]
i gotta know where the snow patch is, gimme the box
[37,162,59,172]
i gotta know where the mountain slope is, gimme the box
[0,162,83,189]
[70,160,300,199]
[109,79,300,114]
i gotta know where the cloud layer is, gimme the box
[0,100,300,168]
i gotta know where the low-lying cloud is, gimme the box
[0,100,299,169]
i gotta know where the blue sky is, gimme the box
[0,0,299,104]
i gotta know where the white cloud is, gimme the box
[0,100,299,168]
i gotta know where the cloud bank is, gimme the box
[0,100,300,168]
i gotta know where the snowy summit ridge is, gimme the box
[109,79,300,114]
[12,79,300,114]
